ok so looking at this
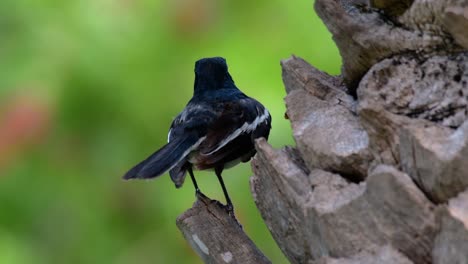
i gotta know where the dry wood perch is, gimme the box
[177,0,468,263]
[176,194,271,264]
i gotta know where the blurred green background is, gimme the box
[0,0,340,263]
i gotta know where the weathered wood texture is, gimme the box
[250,0,468,263]
[252,140,437,263]
[179,0,468,263]
[176,194,271,264]
[313,245,414,264]
[314,0,466,92]
[433,189,468,263]
[282,57,371,180]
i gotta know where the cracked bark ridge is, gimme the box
[370,0,414,17]
[251,137,438,263]
[306,165,437,263]
[250,138,312,263]
[282,57,371,180]
[443,2,468,49]
[358,86,468,205]
[358,104,414,166]
[358,53,468,128]
[313,245,413,264]
[176,195,271,264]
[280,56,354,111]
[314,0,463,93]
[433,189,468,263]
[400,0,468,50]
[356,52,468,203]
[400,120,468,203]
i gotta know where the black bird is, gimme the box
[123,57,271,214]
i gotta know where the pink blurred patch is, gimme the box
[170,0,218,38]
[0,94,52,173]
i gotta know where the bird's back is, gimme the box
[168,87,271,183]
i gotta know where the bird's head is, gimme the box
[194,57,236,93]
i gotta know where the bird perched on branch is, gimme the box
[123,57,271,215]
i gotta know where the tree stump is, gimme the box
[178,0,468,263]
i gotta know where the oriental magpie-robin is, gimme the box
[123,57,271,214]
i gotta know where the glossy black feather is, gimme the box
[123,133,199,180]
[123,57,272,189]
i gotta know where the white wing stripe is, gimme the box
[204,108,270,155]
[167,129,172,143]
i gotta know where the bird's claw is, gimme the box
[225,203,234,215]
[224,204,242,228]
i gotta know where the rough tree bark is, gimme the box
[177,0,468,263]
[176,194,271,264]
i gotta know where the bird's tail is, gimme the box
[123,133,201,180]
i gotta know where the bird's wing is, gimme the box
[125,103,217,180]
[199,98,271,156]
[123,132,203,179]
[168,102,217,142]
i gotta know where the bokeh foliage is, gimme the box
[0,0,340,263]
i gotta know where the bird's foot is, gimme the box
[194,191,242,228]
[225,203,234,215]
[223,203,242,229]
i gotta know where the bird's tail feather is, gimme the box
[169,163,188,188]
[123,134,200,180]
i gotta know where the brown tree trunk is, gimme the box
[178,0,468,263]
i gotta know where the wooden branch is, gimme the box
[176,194,271,264]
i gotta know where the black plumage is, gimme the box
[123,57,271,213]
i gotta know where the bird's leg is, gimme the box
[215,167,234,215]
[188,166,205,198]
